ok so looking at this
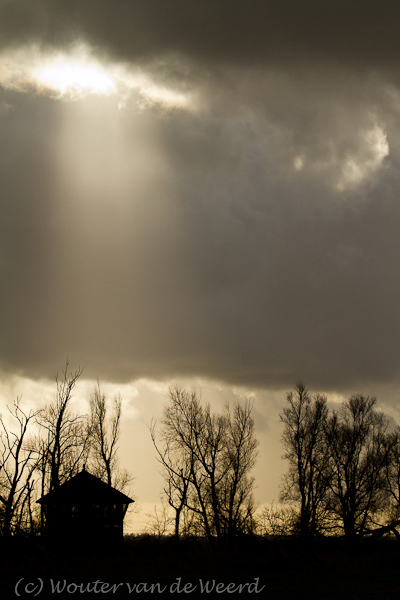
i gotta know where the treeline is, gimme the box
[2,370,400,546]
[0,363,131,537]
[149,382,400,545]
[276,382,400,542]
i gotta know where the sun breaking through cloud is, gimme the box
[0,43,193,109]
[35,59,116,98]
[1,1,400,394]
[3,0,400,530]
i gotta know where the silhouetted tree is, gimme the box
[219,400,259,541]
[0,398,40,536]
[88,383,131,491]
[150,417,191,539]
[384,428,400,522]
[325,395,394,541]
[144,502,174,537]
[36,362,90,534]
[256,503,298,537]
[280,382,331,538]
[152,385,258,546]
[152,387,211,541]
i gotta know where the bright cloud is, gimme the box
[337,123,389,191]
[35,60,116,98]
[294,121,390,192]
[0,43,193,109]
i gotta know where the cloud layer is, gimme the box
[2,1,400,68]
[1,1,400,392]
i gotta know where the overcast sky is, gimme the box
[1,1,400,524]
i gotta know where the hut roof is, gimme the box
[37,469,134,506]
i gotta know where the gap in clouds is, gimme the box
[0,42,196,110]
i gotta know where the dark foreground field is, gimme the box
[1,535,400,599]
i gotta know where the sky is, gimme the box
[1,0,400,530]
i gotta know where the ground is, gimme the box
[1,535,400,599]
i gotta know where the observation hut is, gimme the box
[37,468,134,546]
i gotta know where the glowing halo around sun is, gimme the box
[35,60,116,98]
[0,44,194,109]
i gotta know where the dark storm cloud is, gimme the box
[1,1,400,393]
[2,83,400,390]
[1,0,400,68]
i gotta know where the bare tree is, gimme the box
[144,502,174,538]
[256,503,298,538]
[150,417,191,539]
[219,400,259,541]
[325,395,394,542]
[88,382,131,491]
[384,428,400,522]
[152,387,209,540]
[280,382,330,538]
[151,385,258,546]
[0,398,40,536]
[37,362,90,504]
